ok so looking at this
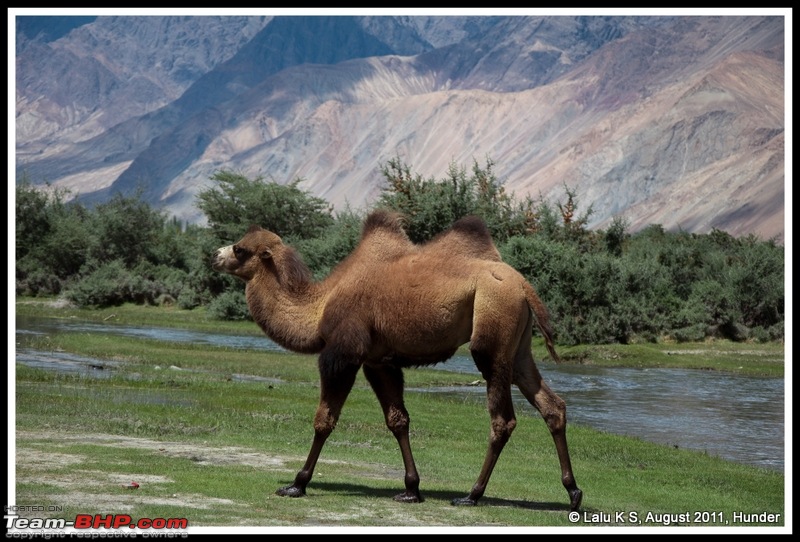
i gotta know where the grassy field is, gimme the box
[12,300,788,532]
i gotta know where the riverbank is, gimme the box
[12,299,787,530]
[14,298,785,377]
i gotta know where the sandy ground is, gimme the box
[14,430,416,527]
[15,431,292,514]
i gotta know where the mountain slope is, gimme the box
[16,16,271,145]
[14,14,785,241]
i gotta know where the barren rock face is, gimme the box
[15,14,785,242]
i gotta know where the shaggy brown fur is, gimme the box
[212,209,582,511]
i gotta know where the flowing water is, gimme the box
[413,357,784,472]
[15,318,784,471]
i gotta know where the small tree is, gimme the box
[197,171,334,243]
[556,183,595,248]
[604,215,629,257]
[84,190,168,269]
[293,207,364,279]
[15,175,54,262]
[377,157,537,243]
[15,178,91,294]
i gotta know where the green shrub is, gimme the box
[177,289,205,310]
[750,326,770,343]
[65,260,130,307]
[15,264,62,297]
[131,261,189,300]
[65,260,161,307]
[671,324,707,343]
[768,321,784,342]
[293,208,363,279]
[206,289,251,321]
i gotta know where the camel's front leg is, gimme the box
[362,364,423,503]
[276,355,359,498]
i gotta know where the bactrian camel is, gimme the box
[212,209,582,511]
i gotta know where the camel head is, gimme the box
[212,225,284,282]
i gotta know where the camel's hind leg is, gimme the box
[513,322,583,511]
[276,356,360,498]
[452,340,518,506]
[362,364,423,503]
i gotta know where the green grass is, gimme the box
[12,299,787,530]
[557,342,784,377]
[15,297,264,336]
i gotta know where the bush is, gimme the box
[206,289,252,321]
[293,208,363,279]
[750,326,770,343]
[767,321,784,342]
[65,260,130,307]
[725,236,784,329]
[16,264,63,297]
[176,225,237,300]
[65,260,161,307]
[131,261,189,300]
[671,324,707,343]
[177,289,205,310]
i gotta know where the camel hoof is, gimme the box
[569,488,583,511]
[451,496,478,506]
[276,485,305,498]
[393,491,423,503]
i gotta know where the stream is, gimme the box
[14,318,784,471]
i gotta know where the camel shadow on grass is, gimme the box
[291,480,573,512]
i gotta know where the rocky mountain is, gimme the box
[14,14,785,241]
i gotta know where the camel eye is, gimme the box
[233,246,248,259]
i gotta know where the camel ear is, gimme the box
[258,247,273,261]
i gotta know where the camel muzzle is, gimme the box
[211,246,233,272]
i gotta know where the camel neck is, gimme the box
[246,276,325,354]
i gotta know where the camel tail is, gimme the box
[523,282,561,363]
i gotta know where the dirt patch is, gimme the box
[15,430,403,524]
[15,430,297,520]
[18,430,297,469]
[17,448,85,468]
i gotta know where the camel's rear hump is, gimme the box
[424,215,502,261]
